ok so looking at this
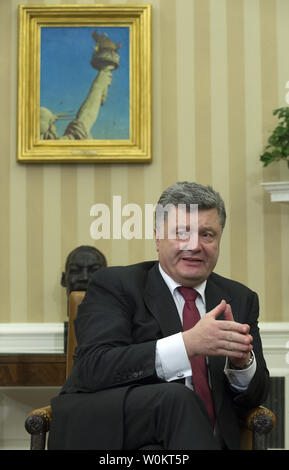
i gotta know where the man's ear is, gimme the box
[154,228,160,252]
[61,272,67,287]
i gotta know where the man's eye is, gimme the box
[177,231,189,240]
[202,232,213,240]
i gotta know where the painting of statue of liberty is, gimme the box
[40,26,130,140]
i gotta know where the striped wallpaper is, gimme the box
[1,0,289,323]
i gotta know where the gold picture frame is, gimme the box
[17,4,152,163]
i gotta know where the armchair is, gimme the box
[25,291,276,450]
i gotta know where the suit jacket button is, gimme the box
[176,372,184,378]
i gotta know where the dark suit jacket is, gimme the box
[48,261,269,450]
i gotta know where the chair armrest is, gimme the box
[25,405,52,450]
[245,406,276,433]
[241,406,276,450]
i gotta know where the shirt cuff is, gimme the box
[224,351,256,391]
[155,333,192,381]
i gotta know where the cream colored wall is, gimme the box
[0,0,289,323]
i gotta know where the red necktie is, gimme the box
[178,286,215,427]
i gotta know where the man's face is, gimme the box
[155,207,222,287]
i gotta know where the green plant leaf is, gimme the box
[260,107,289,167]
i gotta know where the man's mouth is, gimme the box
[181,256,203,264]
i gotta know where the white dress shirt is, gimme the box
[155,264,256,391]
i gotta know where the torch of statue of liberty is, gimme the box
[40,30,121,140]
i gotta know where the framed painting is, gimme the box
[17,4,152,163]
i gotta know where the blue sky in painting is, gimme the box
[40,26,130,139]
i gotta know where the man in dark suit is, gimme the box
[48,182,269,450]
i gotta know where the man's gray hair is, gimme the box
[155,181,226,229]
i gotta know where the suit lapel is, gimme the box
[205,274,231,316]
[205,275,232,416]
[143,267,232,336]
[143,263,183,337]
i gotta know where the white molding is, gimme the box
[261,181,289,202]
[0,323,64,354]
[0,321,288,359]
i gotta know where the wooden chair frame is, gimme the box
[25,291,276,450]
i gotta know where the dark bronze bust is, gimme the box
[61,245,107,295]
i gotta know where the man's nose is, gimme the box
[179,234,200,251]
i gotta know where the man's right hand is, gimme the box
[182,300,253,360]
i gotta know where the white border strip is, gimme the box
[0,323,64,354]
[0,322,288,356]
